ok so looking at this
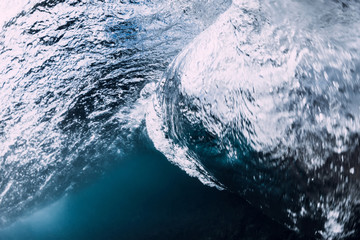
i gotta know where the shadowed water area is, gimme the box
[0,140,301,240]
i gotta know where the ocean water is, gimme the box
[0,140,300,240]
[1,0,360,239]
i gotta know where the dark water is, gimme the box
[0,139,301,240]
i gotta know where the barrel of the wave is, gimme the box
[146,0,360,238]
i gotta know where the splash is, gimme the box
[0,0,230,226]
[147,0,360,238]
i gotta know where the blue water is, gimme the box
[1,0,360,239]
[0,141,299,240]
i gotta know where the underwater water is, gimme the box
[0,140,300,240]
[0,0,360,239]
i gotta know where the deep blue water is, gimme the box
[0,140,300,240]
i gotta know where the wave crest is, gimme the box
[147,1,360,238]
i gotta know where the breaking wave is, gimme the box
[0,0,229,227]
[1,0,360,239]
[146,0,360,238]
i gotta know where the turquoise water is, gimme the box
[0,141,298,240]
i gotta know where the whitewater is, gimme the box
[1,0,360,239]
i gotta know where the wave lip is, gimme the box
[146,1,360,238]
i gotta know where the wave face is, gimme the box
[0,0,230,226]
[147,0,360,238]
